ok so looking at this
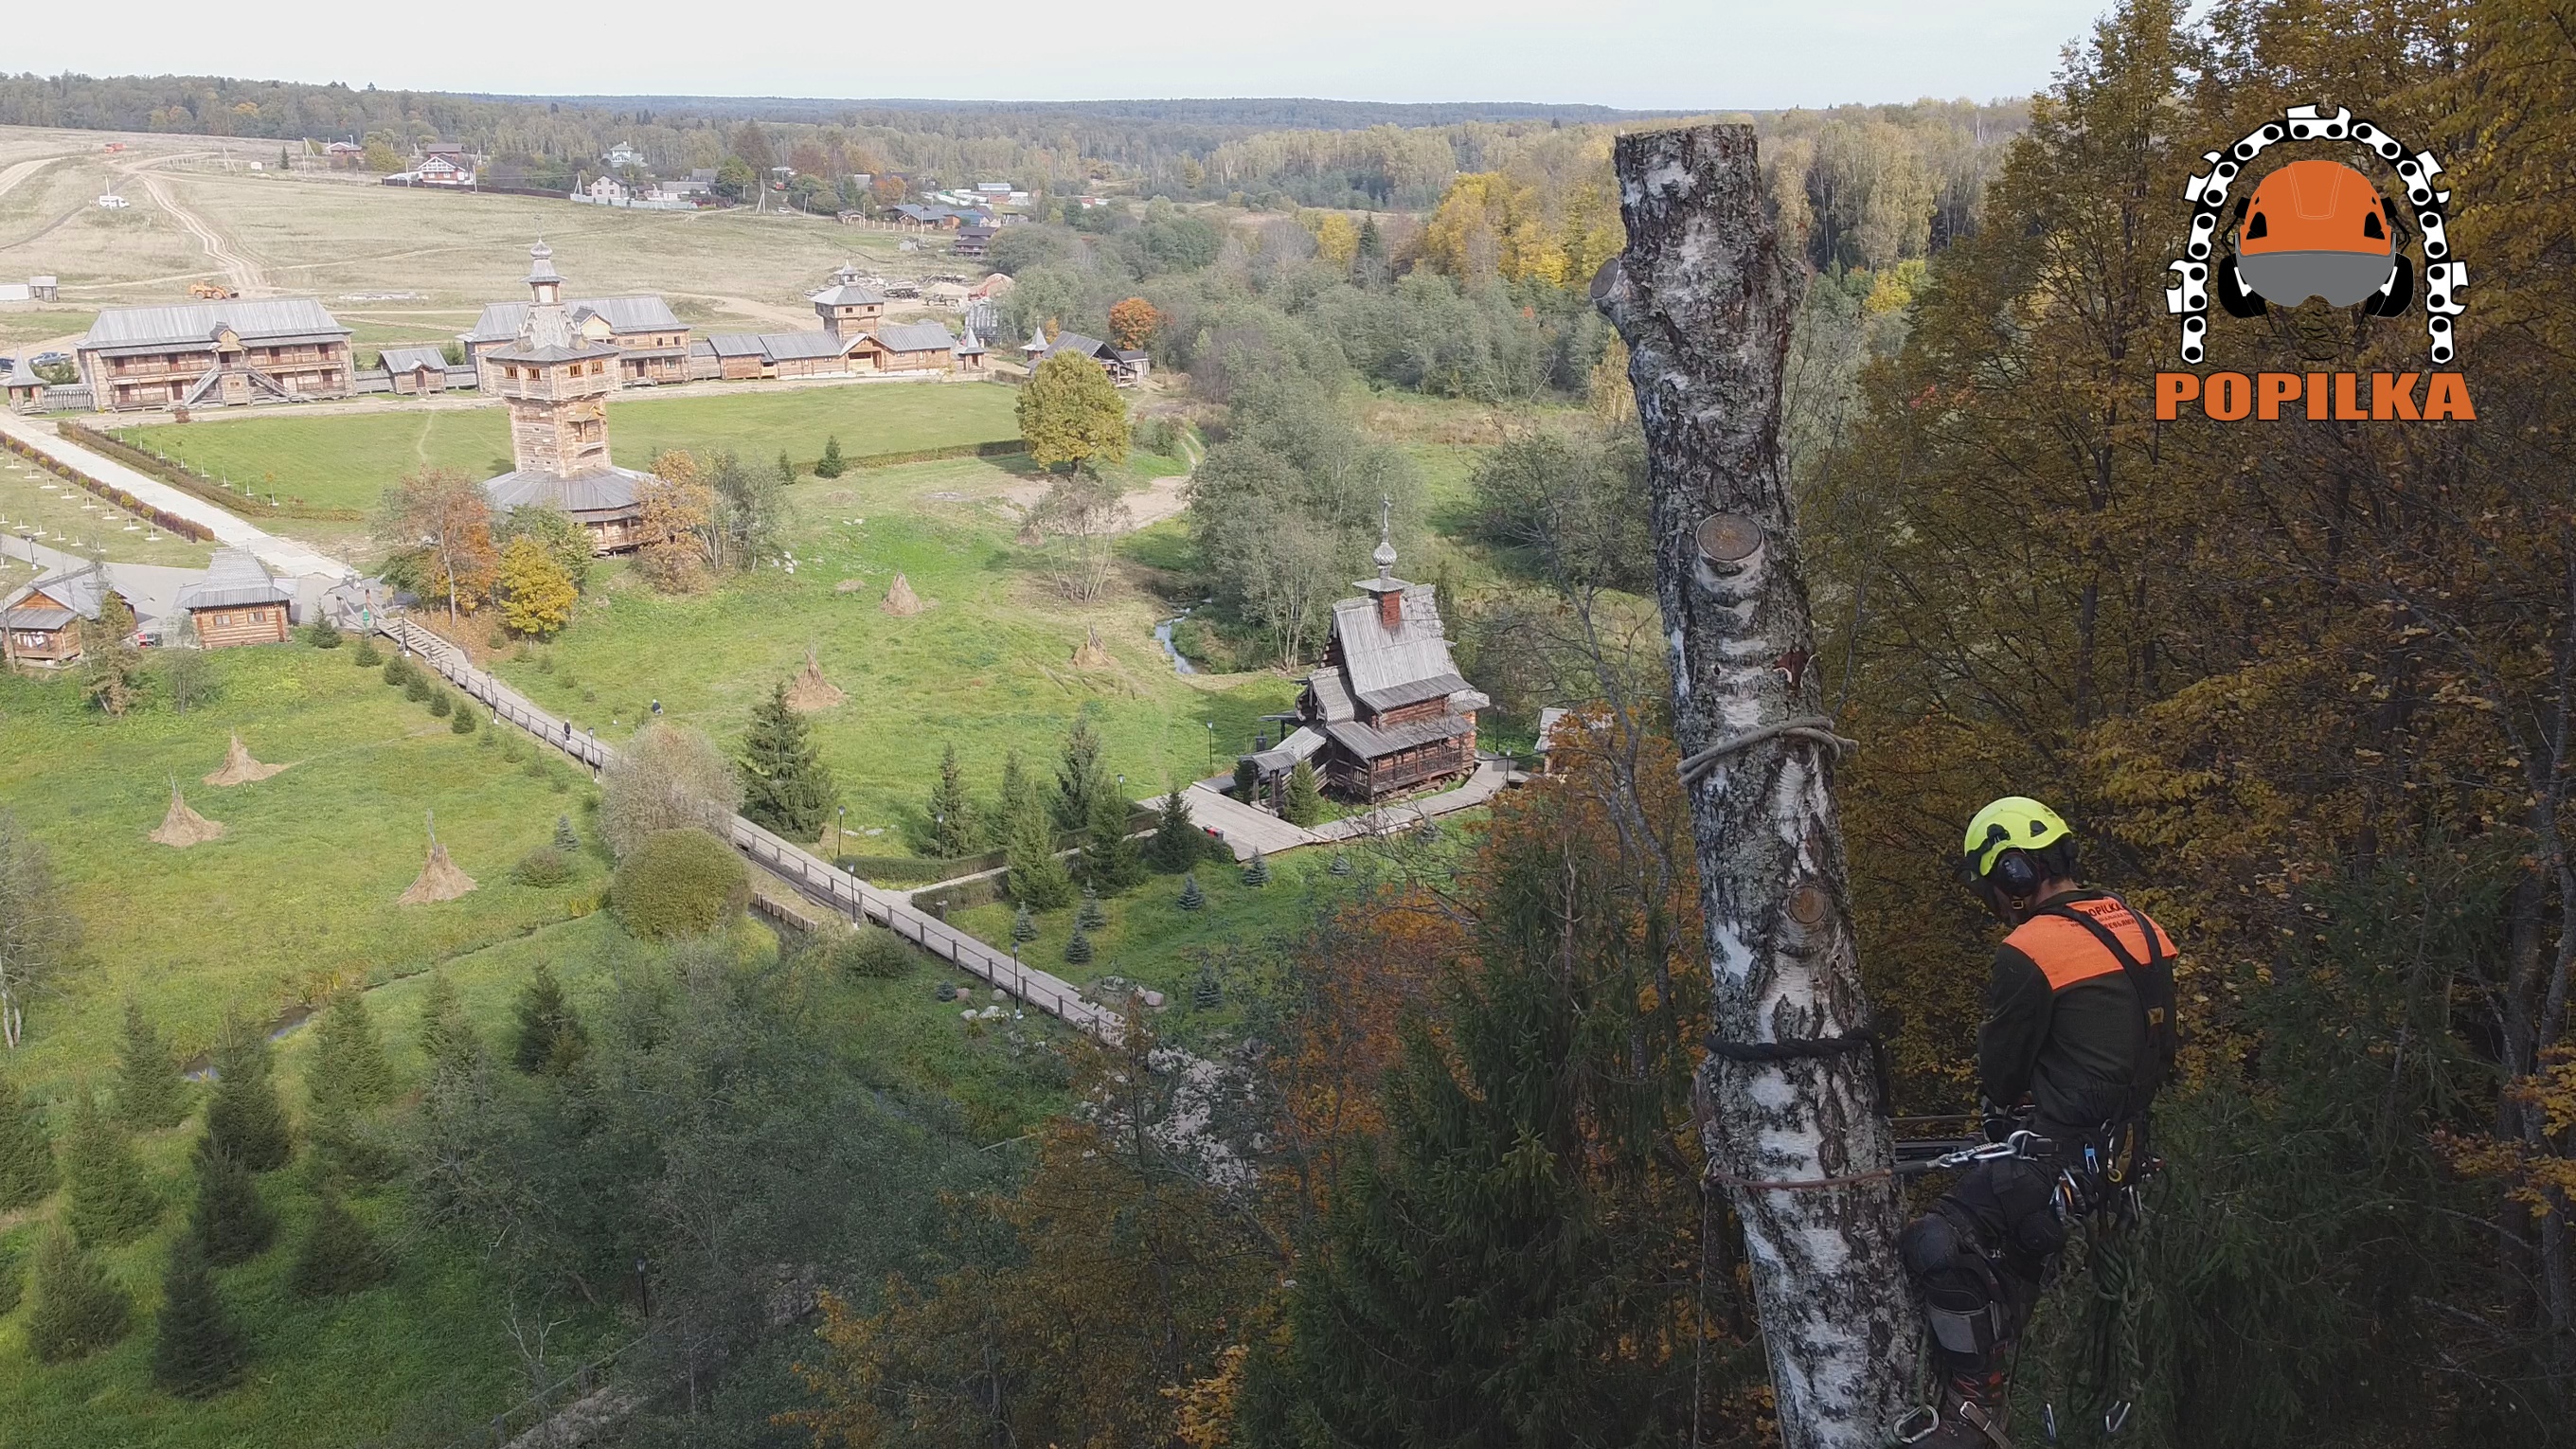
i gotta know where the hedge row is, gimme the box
[68,422,367,522]
[847,438,1028,471]
[0,432,217,542]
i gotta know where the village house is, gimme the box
[812,263,886,339]
[603,140,646,170]
[372,345,464,395]
[951,224,997,259]
[1,563,130,667]
[1023,331,1151,386]
[176,548,295,649]
[77,298,355,412]
[477,242,660,553]
[462,285,690,387]
[1263,510,1488,802]
[581,174,630,204]
[412,150,475,188]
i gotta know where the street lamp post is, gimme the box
[836,804,847,858]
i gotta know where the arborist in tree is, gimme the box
[1900,797,2178,1448]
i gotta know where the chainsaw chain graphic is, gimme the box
[2165,103,2465,365]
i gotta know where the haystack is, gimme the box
[785,644,847,712]
[1071,627,1114,671]
[882,572,924,616]
[203,731,288,786]
[397,813,476,905]
[149,782,225,848]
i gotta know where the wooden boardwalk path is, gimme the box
[380,617,1116,1040]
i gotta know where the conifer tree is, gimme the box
[416,972,480,1076]
[1148,786,1205,871]
[1011,904,1041,944]
[305,990,393,1121]
[995,748,1038,831]
[1177,873,1206,912]
[1063,925,1094,965]
[1329,851,1354,877]
[114,999,191,1130]
[188,1139,276,1266]
[510,965,590,1076]
[27,1226,130,1363]
[814,435,847,479]
[928,742,978,856]
[152,1235,247,1397]
[0,1074,58,1211]
[1281,760,1325,827]
[777,449,798,486]
[553,814,581,852]
[1193,969,1222,1011]
[1081,787,1144,893]
[64,1087,159,1246]
[738,679,838,839]
[1054,717,1111,831]
[203,1015,292,1172]
[289,1181,389,1297]
[1005,795,1075,912]
[1078,887,1107,930]
[1242,850,1270,887]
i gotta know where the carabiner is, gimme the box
[2105,1400,2134,1435]
[1890,1404,1940,1443]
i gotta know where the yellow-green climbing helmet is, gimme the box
[1961,796,2072,880]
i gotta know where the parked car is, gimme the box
[31,350,71,368]
[0,356,14,374]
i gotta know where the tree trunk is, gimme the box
[1595,123,1915,1448]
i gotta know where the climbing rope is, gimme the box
[1675,714,1856,786]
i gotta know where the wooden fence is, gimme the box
[380,617,1113,1039]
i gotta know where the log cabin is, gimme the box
[176,548,293,649]
[2,563,128,666]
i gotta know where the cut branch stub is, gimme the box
[1598,121,1914,1449]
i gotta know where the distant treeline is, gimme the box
[0,71,2024,233]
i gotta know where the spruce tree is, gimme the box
[739,679,837,839]
[995,748,1036,829]
[203,1015,292,1172]
[1193,969,1223,1011]
[1148,786,1204,871]
[416,971,480,1076]
[510,965,590,1076]
[1078,887,1107,930]
[1054,717,1110,831]
[188,1139,276,1266]
[928,742,977,856]
[64,1087,159,1246]
[1177,873,1206,912]
[1242,850,1271,887]
[1232,756,1258,797]
[289,1181,389,1297]
[27,1226,131,1363]
[553,814,581,852]
[0,1074,58,1211]
[1063,925,1093,965]
[305,990,393,1121]
[1329,851,1354,877]
[1011,904,1040,944]
[1282,759,1325,827]
[1081,786,1143,893]
[115,999,191,1130]
[152,1235,247,1397]
[777,448,798,486]
[814,435,847,478]
[1004,796,1075,912]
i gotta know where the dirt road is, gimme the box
[125,157,270,296]
[0,155,62,205]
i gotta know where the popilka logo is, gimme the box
[2158,103,2474,421]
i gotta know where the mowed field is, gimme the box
[115,381,1028,513]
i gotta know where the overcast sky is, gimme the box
[10,1,2111,111]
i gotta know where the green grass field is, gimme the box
[0,645,599,1094]
[0,456,215,567]
[114,382,1027,513]
[486,450,1294,857]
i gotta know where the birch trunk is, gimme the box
[1594,123,1915,1447]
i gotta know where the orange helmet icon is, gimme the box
[2220,158,2412,315]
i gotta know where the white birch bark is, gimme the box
[1593,122,1917,1448]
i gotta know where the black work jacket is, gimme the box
[1977,890,2178,1138]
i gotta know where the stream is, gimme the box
[1154,608,1199,675]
